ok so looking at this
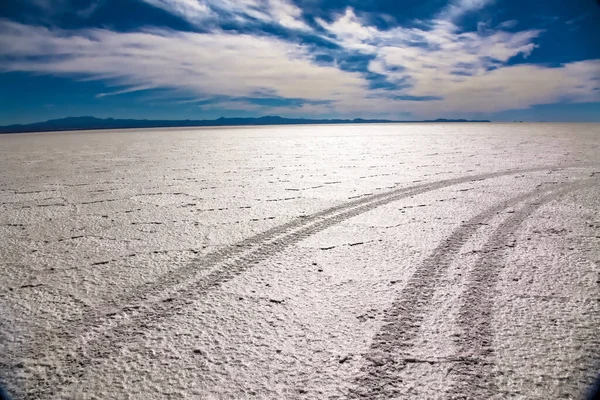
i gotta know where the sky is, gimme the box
[0,0,599,124]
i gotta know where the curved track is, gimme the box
[350,179,596,399]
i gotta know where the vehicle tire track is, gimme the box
[349,179,594,399]
[107,167,555,308]
[43,167,560,337]
[92,166,577,317]
[10,167,584,399]
[446,182,596,399]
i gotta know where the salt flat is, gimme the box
[1,123,599,399]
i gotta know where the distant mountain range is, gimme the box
[0,116,491,134]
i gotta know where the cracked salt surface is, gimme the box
[0,123,599,399]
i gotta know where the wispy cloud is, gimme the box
[317,7,600,115]
[438,0,496,21]
[565,13,591,26]
[142,0,213,23]
[497,20,518,29]
[0,20,365,103]
[141,0,311,30]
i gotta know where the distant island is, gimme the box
[0,116,491,134]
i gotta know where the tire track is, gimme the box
[91,166,570,316]
[349,179,594,399]
[49,167,560,335]
[447,182,595,399]
[106,168,546,307]
[11,167,580,398]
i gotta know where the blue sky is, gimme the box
[0,0,599,124]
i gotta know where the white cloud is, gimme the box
[142,0,213,22]
[316,8,377,43]
[267,0,309,30]
[0,20,365,103]
[317,7,600,117]
[141,0,311,31]
[440,0,496,21]
[497,20,518,29]
[401,61,600,115]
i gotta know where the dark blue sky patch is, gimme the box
[0,0,198,32]
[314,54,336,65]
[0,72,211,124]
[366,72,411,91]
[335,52,376,73]
[368,79,400,91]
[297,32,342,50]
